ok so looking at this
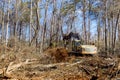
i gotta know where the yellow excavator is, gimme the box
[71,40,97,55]
[63,32,97,55]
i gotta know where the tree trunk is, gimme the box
[41,0,48,51]
[88,0,91,44]
[105,0,108,52]
[113,10,120,51]
[49,0,56,47]
[1,1,5,44]
[83,0,87,44]
[29,0,32,46]
[30,0,40,46]
[6,0,10,46]
[97,14,100,49]
[111,13,114,52]
[118,20,120,42]
[14,0,19,51]
[19,22,22,41]
[108,19,111,50]
[104,22,107,52]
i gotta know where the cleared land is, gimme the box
[0,47,120,80]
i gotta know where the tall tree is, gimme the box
[29,0,32,46]
[40,0,48,52]
[82,0,87,44]
[6,0,10,46]
[30,0,41,46]
[1,1,5,43]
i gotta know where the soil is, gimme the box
[0,47,120,80]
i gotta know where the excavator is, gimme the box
[63,32,97,55]
[71,40,97,55]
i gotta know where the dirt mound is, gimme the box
[44,47,68,63]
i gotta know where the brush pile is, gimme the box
[0,47,120,80]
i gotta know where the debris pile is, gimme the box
[44,47,68,63]
[0,47,120,80]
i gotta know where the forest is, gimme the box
[0,0,120,80]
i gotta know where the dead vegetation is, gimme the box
[0,47,120,80]
[44,47,68,63]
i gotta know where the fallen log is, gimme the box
[5,59,36,77]
[118,63,120,70]
[4,59,83,77]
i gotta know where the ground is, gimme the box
[0,47,120,80]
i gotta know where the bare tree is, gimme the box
[6,0,10,46]
[113,10,120,51]
[83,0,87,44]
[30,0,41,47]
[29,0,32,46]
[40,0,48,52]
[1,1,5,44]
